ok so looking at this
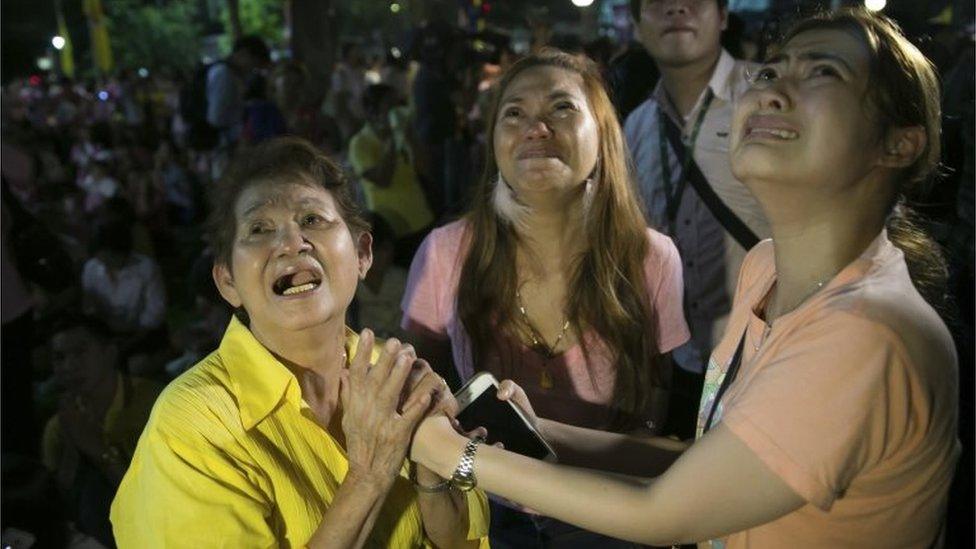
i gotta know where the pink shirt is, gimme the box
[402,220,690,429]
[697,232,959,548]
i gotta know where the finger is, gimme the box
[497,379,517,400]
[400,390,431,425]
[350,329,375,379]
[382,348,421,403]
[369,337,402,382]
[338,370,351,406]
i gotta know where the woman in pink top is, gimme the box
[410,9,959,548]
[401,49,690,545]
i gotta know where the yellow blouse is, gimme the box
[111,317,489,548]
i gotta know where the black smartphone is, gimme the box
[454,372,557,461]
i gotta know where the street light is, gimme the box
[390,2,401,13]
[52,35,66,50]
[864,0,886,11]
[571,0,595,6]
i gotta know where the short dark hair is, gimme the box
[233,35,270,64]
[205,137,370,269]
[629,0,727,23]
[49,313,115,343]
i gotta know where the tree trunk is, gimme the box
[226,0,242,41]
[289,0,337,103]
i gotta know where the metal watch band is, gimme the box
[450,435,485,491]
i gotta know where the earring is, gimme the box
[492,172,531,230]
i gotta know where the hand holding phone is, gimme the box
[454,372,556,461]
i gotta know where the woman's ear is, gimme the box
[357,231,374,280]
[879,125,926,169]
[212,262,243,308]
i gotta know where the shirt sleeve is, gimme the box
[111,397,276,548]
[465,488,490,546]
[720,315,909,511]
[400,230,449,339]
[646,232,691,353]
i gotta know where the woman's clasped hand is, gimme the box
[335,332,455,489]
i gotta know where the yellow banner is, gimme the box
[84,0,113,73]
[55,0,75,77]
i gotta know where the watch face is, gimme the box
[451,473,476,492]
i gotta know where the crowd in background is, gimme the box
[0,12,972,548]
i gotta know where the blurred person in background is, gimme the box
[81,197,166,337]
[329,42,368,144]
[42,315,163,548]
[351,213,409,339]
[349,84,434,260]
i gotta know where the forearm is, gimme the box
[420,428,677,546]
[540,418,686,477]
[414,464,477,549]
[306,472,392,549]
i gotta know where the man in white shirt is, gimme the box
[624,0,770,438]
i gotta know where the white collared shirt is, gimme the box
[624,49,771,373]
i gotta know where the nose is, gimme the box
[664,0,689,16]
[756,83,791,112]
[276,222,312,256]
[523,116,553,140]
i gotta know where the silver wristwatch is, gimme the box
[450,436,485,492]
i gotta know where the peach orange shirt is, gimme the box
[401,219,690,430]
[697,231,959,548]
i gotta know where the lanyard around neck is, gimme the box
[657,89,715,232]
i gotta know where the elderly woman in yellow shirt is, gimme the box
[110,137,488,548]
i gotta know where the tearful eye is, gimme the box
[750,66,779,84]
[809,65,840,78]
[502,107,522,118]
[248,222,272,235]
[301,213,322,226]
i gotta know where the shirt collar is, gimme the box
[219,317,360,430]
[652,48,738,121]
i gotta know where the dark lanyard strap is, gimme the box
[703,331,747,435]
[657,89,715,233]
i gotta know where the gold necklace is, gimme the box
[515,289,570,390]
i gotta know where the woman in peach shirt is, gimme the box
[411,9,958,548]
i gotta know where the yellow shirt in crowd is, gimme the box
[43,373,164,474]
[348,110,434,238]
[111,317,489,548]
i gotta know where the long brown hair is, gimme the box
[782,8,948,311]
[456,49,663,430]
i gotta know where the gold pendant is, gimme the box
[540,369,553,390]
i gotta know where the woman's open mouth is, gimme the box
[273,271,322,296]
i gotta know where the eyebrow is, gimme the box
[240,196,328,218]
[763,51,855,73]
[500,90,579,105]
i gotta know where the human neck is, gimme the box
[515,192,585,276]
[250,318,348,381]
[759,185,887,322]
[658,50,722,117]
